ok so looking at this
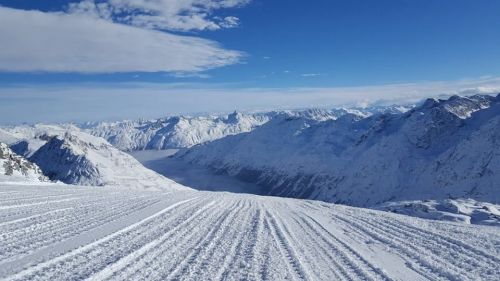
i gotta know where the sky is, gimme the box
[1,0,500,124]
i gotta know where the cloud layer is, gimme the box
[2,77,500,124]
[0,4,244,73]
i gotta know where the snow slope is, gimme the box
[0,183,498,281]
[2,125,189,190]
[177,95,500,209]
[0,143,47,183]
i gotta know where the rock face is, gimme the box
[0,142,47,182]
[177,94,500,207]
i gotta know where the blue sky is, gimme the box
[1,0,500,123]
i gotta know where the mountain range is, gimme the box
[174,94,500,224]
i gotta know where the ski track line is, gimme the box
[0,195,195,280]
[215,200,262,280]
[0,196,108,222]
[298,211,392,281]
[180,199,246,280]
[95,196,219,280]
[1,195,156,238]
[370,216,498,270]
[330,211,479,281]
[337,210,499,278]
[116,198,225,281]
[334,212,461,280]
[376,215,500,263]
[264,207,311,281]
[0,193,80,204]
[164,199,241,280]
[0,207,74,228]
[292,205,366,280]
[247,202,266,280]
[213,200,256,280]
[0,196,161,260]
[0,197,79,210]
[307,201,500,280]
[261,210,297,280]
[328,211,446,281]
[288,213,357,280]
[0,194,147,229]
[161,199,243,280]
[85,198,218,281]
[290,203,389,281]
[43,195,208,281]
[268,205,321,280]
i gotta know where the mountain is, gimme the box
[4,125,189,190]
[81,112,273,151]
[81,106,413,152]
[176,94,500,211]
[0,142,47,182]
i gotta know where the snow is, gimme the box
[1,125,190,191]
[377,199,500,226]
[0,143,47,183]
[177,94,500,210]
[81,105,413,151]
[81,112,273,151]
[128,149,265,194]
[0,183,498,281]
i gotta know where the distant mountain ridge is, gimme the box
[81,106,413,151]
[80,112,273,151]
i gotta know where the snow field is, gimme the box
[0,184,498,281]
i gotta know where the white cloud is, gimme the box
[301,73,322,77]
[168,72,211,78]
[218,16,240,28]
[0,6,243,73]
[67,0,249,31]
[1,76,500,124]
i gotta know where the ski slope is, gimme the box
[0,184,499,281]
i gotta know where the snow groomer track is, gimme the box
[0,184,498,281]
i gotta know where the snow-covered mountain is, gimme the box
[81,106,413,152]
[81,112,273,151]
[0,142,47,182]
[4,125,189,190]
[177,94,500,209]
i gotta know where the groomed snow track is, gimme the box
[0,184,498,281]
